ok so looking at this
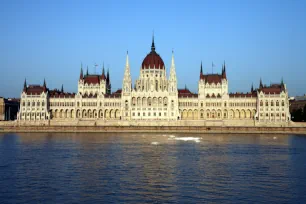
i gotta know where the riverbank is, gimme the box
[1,125,306,134]
[1,120,306,134]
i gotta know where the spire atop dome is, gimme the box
[151,31,155,52]
[142,35,164,70]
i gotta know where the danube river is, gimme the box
[0,133,306,203]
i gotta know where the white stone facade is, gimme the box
[17,39,291,124]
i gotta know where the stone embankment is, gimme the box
[1,120,306,134]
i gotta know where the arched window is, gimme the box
[282,101,285,106]
[265,101,269,106]
[271,101,274,106]
[276,101,279,106]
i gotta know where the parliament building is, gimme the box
[17,38,291,125]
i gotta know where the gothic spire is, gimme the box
[102,62,105,75]
[251,83,254,92]
[200,61,203,76]
[106,68,110,84]
[86,66,89,76]
[80,63,83,80]
[151,32,155,52]
[61,84,64,93]
[43,78,47,90]
[222,61,227,79]
[23,78,27,91]
[123,51,132,93]
[259,78,263,89]
[169,50,177,79]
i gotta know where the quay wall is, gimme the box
[1,120,306,134]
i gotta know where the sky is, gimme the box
[0,0,306,98]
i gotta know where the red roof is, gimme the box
[142,51,165,69]
[178,89,198,98]
[25,85,46,95]
[105,89,122,98]
[200,74,223,84]
[49,89,75,98]
[83,75,103,85]
[229,92,257,98]
[260,84,284,94]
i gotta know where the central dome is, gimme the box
[141,38,165,69]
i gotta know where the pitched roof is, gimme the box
[200,74,223,84]
[229,92,257,98]
[83,75,104,85]
[178,89,198,98]
[49,89,75,98]
[25,85,46,95]
[259,84,284,94]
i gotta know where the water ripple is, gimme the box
[0,133,306,203]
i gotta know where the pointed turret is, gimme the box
[259,78,263,89]
[61,84,64,93]
[200,61,203,76]
[43,78,47,92]
[122,51,132,93]
[86,66,89,76]
[251,83,254,92]
[169,50,177,79]
[281,77,285,90]
[23,78,27,92]
[106,68,110,84]
[101,63,106,80]
[222,61,227,79]
[168,50,178,93]
[80,63,83,80]
[106,68,111,94]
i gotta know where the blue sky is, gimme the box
[1,0,305,97]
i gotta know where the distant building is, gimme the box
[0,97,20,121]
[17,37,291,124]
[290,95,306,112]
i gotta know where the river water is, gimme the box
[0,133,306,203]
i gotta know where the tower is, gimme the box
[122,51,132,120]
[168,50,177,93]
[168,51,179,120]
[122,51,132,93]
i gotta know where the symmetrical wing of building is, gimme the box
[17,38,291,123]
